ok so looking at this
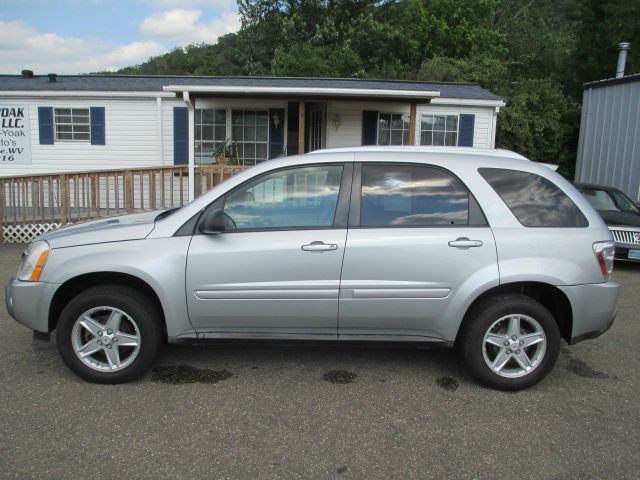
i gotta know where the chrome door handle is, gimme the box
[448,237,483,249]
[301,241,338,252]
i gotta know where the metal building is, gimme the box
[575,73,640,202]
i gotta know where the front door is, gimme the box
[338,162,498,340]
[186,163,351,337]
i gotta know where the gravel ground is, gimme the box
[0,242,638,479]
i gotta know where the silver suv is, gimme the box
[6,147,619,390]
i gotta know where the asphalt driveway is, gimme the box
[0,243,638,479]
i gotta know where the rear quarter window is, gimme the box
[479,168,588,228]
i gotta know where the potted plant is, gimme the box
[214,139,239,166]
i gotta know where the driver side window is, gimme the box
[224,165,343,230]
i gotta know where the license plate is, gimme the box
[628,249,640,260]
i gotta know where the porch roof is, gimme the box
[0,75,503,104]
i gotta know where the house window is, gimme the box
[232,110,269,165]
[195,109,226,164]
[420,114,458,146]
[54,108,90,141]
[378,113,410,145]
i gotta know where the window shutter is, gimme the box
[268,108,285,159]
[173,107,188,165]
[90,107,105,145]
[38,107,54,145]
[361,110,379,145]
[458,114,475,147]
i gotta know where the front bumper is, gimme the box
[613,244,640,261]
[609,227,640,260]
[6,276,60,333]
[558,280,619,344]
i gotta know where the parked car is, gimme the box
[6,147,619,390]
[575,183,640,261]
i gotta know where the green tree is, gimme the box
[569,0,640,94]
[272,44,363,77]
[496,80,580,175]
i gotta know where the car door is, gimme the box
[338,161,498,341]
[186,163,352,337]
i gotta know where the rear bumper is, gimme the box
[6,276,60,333]
[558,280,619,344]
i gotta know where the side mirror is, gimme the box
[198,209,226,234]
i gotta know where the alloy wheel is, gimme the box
[71,306,142,372]
[482,314,546,378]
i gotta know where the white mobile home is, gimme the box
[0,74,504,182]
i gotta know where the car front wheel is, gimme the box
[459,294,561,391]
[56,285,162,383]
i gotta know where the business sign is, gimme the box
[0,106,32,165]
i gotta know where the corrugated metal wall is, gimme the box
[575,79,640,201]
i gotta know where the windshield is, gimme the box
[610,190,639,213]
[581,188,639,214]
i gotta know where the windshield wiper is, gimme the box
[155,207,180,222]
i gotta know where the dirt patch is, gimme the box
[436,376,459,391]
[322,370,357,384]
[151,365,233,384]
[565,358,611,379]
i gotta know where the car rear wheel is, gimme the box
[459,294,561,391]
[56,285,162,383]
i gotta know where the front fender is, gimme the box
[42,237,193,337]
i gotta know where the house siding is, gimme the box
[417,105,492,149]
[0,97,167,177]
[326,102,494,149]
[0,94,500,177]
[326,101,404,148]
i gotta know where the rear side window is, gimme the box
[479,168,588,228]
[360,164,473,226]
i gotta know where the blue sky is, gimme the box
[0,0,240,74]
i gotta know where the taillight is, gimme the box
[593,241,615,279]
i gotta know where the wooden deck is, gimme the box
[0,164,247,242]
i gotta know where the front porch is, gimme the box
[170,81,449,201]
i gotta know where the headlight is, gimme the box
[17,240,50,282]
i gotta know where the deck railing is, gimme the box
[0,164,247,242]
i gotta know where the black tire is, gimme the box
[458,294,561,391]
[56,284,163,384]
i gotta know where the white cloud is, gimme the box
[0,0,240,75]
[139,8,240,44]
[98,42,167,69]
[145,0,237,9]
[140,9,204,37]
[0,21,166,74]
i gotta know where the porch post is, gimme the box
[298,101,305,154]
[185,92,195,202]
[409,103,417,145]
